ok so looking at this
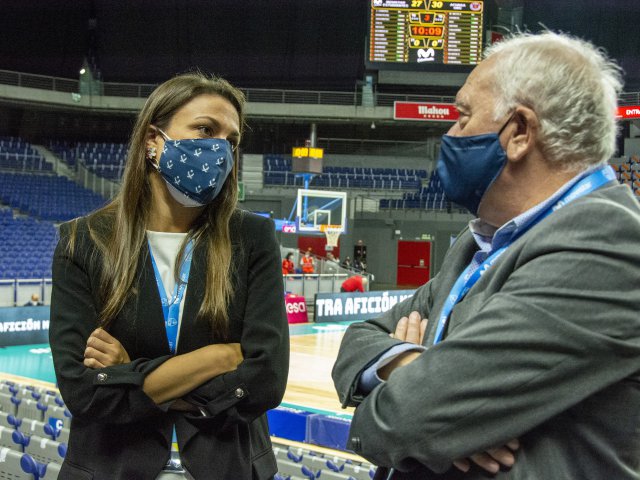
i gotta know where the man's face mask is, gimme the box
[436,115,513,216]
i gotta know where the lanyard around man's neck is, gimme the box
[148,239,194,354]
[432,165,615,345]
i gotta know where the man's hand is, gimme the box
[378,311,427,380]
[84,328,131,368]
[453,439,520,474]
[382,314,521,474]
[391,311,428,345]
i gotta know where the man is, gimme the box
[341,275,368,293]
[332,32,640,479]
[325,252,341,274]
[24,293,43,306]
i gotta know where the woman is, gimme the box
[49,73,289,480]
[300,248,315,274]
[281,252,295,275]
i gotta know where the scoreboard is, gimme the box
[368,0,484,67]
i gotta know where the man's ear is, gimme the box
[505,106,539,163]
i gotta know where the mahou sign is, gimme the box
[394,102,459,122]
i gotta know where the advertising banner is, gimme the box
[617,105,640,119]
[314,289,415,323]
[284,294,309,324]
[394,102,459,122]
[0,306,50,347]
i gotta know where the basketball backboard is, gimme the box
[296,189,347,234]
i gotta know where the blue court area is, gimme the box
[0,344,56,384]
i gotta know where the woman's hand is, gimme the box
[142,342,244,404]
[84,328,131,369]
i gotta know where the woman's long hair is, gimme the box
[70,72,245,340]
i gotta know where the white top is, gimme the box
[146,230,189,351]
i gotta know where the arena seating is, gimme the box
[380,168,450,210]
[0,210,56,279]
[272,439,376,480]
[0,376,375,480]
[48,141,127,180]
[612,155,640,197]
[46,141,77,169]
[263,154,452,210]
[0,171,105,282]
[0,379,66,479]
[264,155,426,191]
[0,173,105,222]
[0,137,52,173]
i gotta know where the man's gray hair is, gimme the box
[484,31,623,170]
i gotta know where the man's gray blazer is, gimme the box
[332,183,640,479]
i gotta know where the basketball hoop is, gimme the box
[321,224,342,248]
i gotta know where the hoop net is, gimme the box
[320,225,342,248]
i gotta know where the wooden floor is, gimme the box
[284,325,354,416]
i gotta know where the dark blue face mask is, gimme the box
[436,115,512,216]
[155,128,235,207]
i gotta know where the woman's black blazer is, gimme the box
[49,210,289,480]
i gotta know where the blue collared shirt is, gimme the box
[358,165,603,394]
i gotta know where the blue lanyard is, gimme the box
[432,166,615,345]
[148,240,194,354]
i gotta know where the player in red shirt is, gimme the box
[341,275,369,292]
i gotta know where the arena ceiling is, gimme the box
[0,0,638,149]
[1,0,638,90]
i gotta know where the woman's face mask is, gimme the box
[153,128,235,207]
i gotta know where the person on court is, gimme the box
[340,275,368,293]
[333,31,640,479]
[50,72,289,480]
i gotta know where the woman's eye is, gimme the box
[197,126,212,136]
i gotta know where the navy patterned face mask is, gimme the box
[155,128,235,207]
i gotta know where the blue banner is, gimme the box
[314,289,415,323]
[0,306,50,347]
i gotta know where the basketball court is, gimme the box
[0,321,355,419]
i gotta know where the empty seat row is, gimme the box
[264,172,420,190]
[273,444,375,480]
[0,136,30,149]
[0,393,71,427]
[0,384,64,409]
[48,140,128,176]
[0,214,58,279]
[0,446,61,480]
[0,172,105,221]
[0,412,69,444]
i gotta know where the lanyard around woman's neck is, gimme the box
[432,165,616,345]
[148,239,194,354]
